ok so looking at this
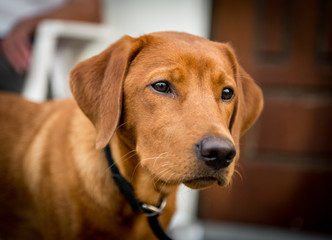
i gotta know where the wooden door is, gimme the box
[199,0,332,234]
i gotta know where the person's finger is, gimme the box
[2,38,31,74]
[15,39,32,72]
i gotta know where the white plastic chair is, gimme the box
[22,20,117,101]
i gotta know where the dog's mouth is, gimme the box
[147,164,231,190]
[183,176,225,189]
[153,175,224,190]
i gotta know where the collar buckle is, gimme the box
[140,198,167,217]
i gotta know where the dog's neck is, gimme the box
[110,132,178,207]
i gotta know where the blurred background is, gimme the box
[1,0,331,239]
[199,1,332,239]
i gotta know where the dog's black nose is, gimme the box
[196,136,236,169]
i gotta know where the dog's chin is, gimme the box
[183,176,229,190]
[148,168,231,191]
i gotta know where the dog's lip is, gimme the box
[154,176,217,187]
[183,176,218,189]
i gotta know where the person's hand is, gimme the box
[1,22,32,75]
[0,0,101,75]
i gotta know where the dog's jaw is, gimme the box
[110,131,178,206]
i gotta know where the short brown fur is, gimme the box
[0,32,263,239]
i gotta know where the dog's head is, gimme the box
[70,32,263,189]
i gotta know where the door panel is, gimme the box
[199,0,332,234]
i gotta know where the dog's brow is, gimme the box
[147,67,184,83]
[225,74,235,82]
[211,70,235,85]
[210,71,226,85]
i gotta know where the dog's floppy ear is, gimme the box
[235,65,264,135]
[220,43,263,138]
[70,35,143,149]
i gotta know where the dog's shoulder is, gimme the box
[0,92,75,130]
[0,92,78,158]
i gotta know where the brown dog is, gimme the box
[0,32,263,239]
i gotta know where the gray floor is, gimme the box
[169,221,332,240]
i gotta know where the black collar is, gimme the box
[104,145,172,240]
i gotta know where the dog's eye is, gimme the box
[221,88,234,101]
[151,81,172,94]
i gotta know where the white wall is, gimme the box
[103,0,212,38]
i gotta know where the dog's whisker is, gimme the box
[234,168,243,183]
[120,149,138,160]
[152,167,169,182]
[156,168,170,178]
[130,161,142,182]
[160,162,174,168]
[155,165,177,188]
[159,172,177,194]
[115,121,129,131]
[152,152,168,170]
[142,152,169,162]
[101,150,138,182]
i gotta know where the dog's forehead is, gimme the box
[134,32,234,77]
[143,32,220,57]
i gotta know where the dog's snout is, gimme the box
[196,136,236,169]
